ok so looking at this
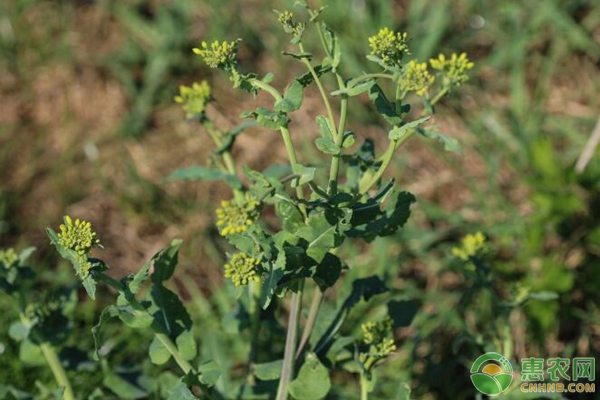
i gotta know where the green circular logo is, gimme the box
[470,352,513,396]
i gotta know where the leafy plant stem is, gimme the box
[39,342,75,400]
[359,123,422,196]
[336,76,349,141]
[204,120,237,175]
[280,125,308,213]
[310,6,351,142]
[359,139,399,195]
[95,270,126,291]
[155,332,193,374]
[258,174,304,201]
[276,281,305,400]
[249,77,309,398]
[327,74,349,194]
[394,83,405,113]
[95,272,194,374]
[249,78,307,212]
[311,7,328,50]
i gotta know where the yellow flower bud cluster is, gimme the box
[193,40,239,70]
[430,52,475,86]
[403,60,435,97]
[360,316,396,364]
[224,252,261,287]
[276,10,304,37]
[216,193,260,237]
[57,215,100,278]
[362,316,393,345]
[514,284,531,304]
[25,299,61,324]
[370,338,397,358]
[451,231,488,261]
[0,247,18,268]
[368,28,409,66]
[174,81,211,118]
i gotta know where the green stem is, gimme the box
[430,86,449,107]
[307,181,329,199]
[39,343,75,400]
[360,356,377,400]
[204,120,237,175]
[348,73,395,88]
[96,272,194,375]
[280,126,307,214]
[360,373,369,400]
[394,83,405,114]
[96,271,126,291]
[358,122,422,196]
[313,15,350,194]
[336,77,348,140]
[296,19,348,359]
[276,283,304,400]
[327,151,341,195]
[310,8,348,143]
[248,280,262,383]
[358,139,398,195]
[295,288,323,359]
[327,74,348,194]
[249,78,307,212]
[311,7,328,51]
[298,43,338,140]
[249,78,283,101]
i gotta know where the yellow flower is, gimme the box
[451,231,488,261]
[215,193,260,236]
[224,253,261,286]
[193,40,239,69]
[403,60,435,97]
[57,215,100,278]
[368,28,409,66]
[0,248,18,268]
[430,52,474,86]
[174,81,211,118]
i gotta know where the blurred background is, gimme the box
[1,0,600,398]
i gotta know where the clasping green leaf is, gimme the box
[315,136,340,155]
[388,116,431,141]
[288,353,331,399]
[274,81,304,112]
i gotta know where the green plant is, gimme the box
[0,246,89,400]
[41,3,474,399]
